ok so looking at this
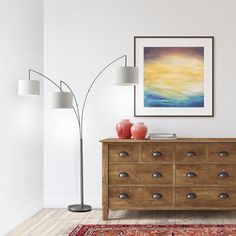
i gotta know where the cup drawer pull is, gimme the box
[119,172,129,178]
[186,172,197,178]
[119,193,129,199]
[219,151,229,157]
[186,151,196,157]
[152,151,162,158]
[186,193,197,199]
[219,193,229,199]
[219,172,229,178]
[119,151,129,158]
[152,193,162,200]
[152,172,162,178]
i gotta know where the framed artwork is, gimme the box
[134,36,214,117]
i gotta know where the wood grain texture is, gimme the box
[109,164,137,185]
[109,187,173,208]
[109,164,173,185]
[176,164,236,185]
[176,164,208,185]
[175,187,236,207]
[108,144,139,162]
[176,144,206,162]
[137,164,173,185]
[102,143,109,220]
[101,138,236,143]
[141,144,174,162]
[208,143,236,162]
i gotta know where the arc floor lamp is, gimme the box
[18,55,138,212]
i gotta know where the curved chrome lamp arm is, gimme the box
[29,69,61,90]
[80,54,127,137]
[30,54,129,138]
[29,69,81,132]
[60,81,81,131]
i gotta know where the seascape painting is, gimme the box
[134,37,213,117]
[144,47,204,108]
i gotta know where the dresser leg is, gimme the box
[103,208,109,220]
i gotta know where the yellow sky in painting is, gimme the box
[144,53,204,99]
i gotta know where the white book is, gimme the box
[148,136,178,140]
[149,133,176,138]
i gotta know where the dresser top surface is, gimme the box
[100,138,236,143]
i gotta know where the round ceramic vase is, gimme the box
[116,119,133,139]
[131,122,148,140]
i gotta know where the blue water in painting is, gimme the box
[144,91,204,107]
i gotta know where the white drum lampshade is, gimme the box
[115,66,139,85]
[18,80,40,96]
[49,92,73,108]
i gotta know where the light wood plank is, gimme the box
[175,211,197,224]
[8,209,57,236]
[155,211,176,225]
[104,210,125,224]
[119,210,139,224]
[32,209,71,236]
[137,211,157,224]
[8,209,51,235]
[45,211,88,236]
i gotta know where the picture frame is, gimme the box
[134,36,214,117]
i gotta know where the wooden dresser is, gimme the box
[101,138,236,220]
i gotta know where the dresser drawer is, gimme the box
[138,164,173,185]
[176,144,206,162]
[176,187,236,207]
[208,164,236,185]
[109,164,173,185]
[176,164,236,185]
[141,144,174,162]
[109,164,137,185]
[108,144,139,162]
[176,164,207,185]
[208,143,236,162]
[109,187,173,209]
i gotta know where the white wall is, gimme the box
[0,0,43,234]
[44,0,236,208]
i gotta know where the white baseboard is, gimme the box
[44,193,102,209]
[0,195,43,236]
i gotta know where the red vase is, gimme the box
[116,119,133,139]
[131,122,148,140]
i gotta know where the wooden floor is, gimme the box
[8,209,236,236]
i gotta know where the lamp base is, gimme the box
[68,204,92,212]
